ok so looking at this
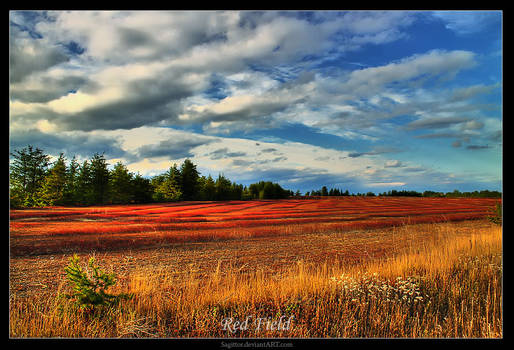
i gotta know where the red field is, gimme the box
[9,197,499,257]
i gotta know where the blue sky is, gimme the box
[9,10,502,193]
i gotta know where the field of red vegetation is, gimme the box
[9,197,499,256]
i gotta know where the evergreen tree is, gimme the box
[202,175,216,201]
[131,173,153,203]
[38,153,68,206]
[154,164,182,202]
[241,185,253,200]
[215,174,232,200]
[76,160,94,206]
[9,145,50,207]
[90,153,110,204]
[248,182,260,199]
[231,181,243,200]
[109,162,134,204]
[63,156,80,205]
[180,159,200,200]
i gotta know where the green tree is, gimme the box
[231,182,243,200]
[90,153,110,204]
[63,156,80,205]
[215,174,232,200]
[108,162,134,204]
[241,185,253,200]
[38,153,68,206]
[9,145,50,207]
[131,173,153,203]
[249,182,260,199]
[260,182,274,199]
[76,160,94,206]
[63,254,132,312]
[180,159,200,200]
[154,164,182,202]
[202,175,216,201]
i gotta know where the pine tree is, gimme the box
[76,160,94,206]
[109,162,134,204]
[215,174,232,200]
[90,153,110,204]
[261,182,275,199]
[180,159,200,200]
[131,173,153,203]
[203,175,216,201]
[9,145,50,207]
[154,164,182,202]
[63,156,80,205]
[38,153,67,206]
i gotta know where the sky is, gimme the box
[9,10,502,194]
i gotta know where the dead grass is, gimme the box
[10,219,502,338]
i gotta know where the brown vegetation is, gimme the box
[9,198,502,338]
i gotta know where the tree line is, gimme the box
[9,145,291,208]
[9,145,501,208]
[305,187,501,198]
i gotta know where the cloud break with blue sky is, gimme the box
[9,10,502,193]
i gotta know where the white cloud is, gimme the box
[368,182,406,187]
[384,160,403,168]
[343,50,476,96]
[431,11,501,35]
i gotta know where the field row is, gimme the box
[9,197,499,256]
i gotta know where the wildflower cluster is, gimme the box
[330,272,426,305]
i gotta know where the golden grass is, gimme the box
[9,221,502,338]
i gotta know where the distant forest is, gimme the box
[9,145,292,208]
[9,145,501,208]
[306,187,501,199]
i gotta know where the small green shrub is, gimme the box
[63,254,132,312]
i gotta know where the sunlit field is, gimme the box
[10,197,498,256]
[9,197,502,338]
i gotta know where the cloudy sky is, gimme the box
[9,10,502,193]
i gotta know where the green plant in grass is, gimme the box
[63,254,132,312]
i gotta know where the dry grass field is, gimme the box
[9,197,502,338]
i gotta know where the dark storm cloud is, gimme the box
[348,146,401,158]
[193,98,295,124]
[136,137,218,160]
[60,73,199,131]
[118,27,155,48]
[10,37,69,83]
[448,84,498,102]
[226,155,288,168]
[11,76,89,103]
[466,145,490,150]
[415,132,460,139]
[10,128,127,159]
[235,167,359,191]
[405,116,470,130]
[207,147,248,160]
[231,159,254,167]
